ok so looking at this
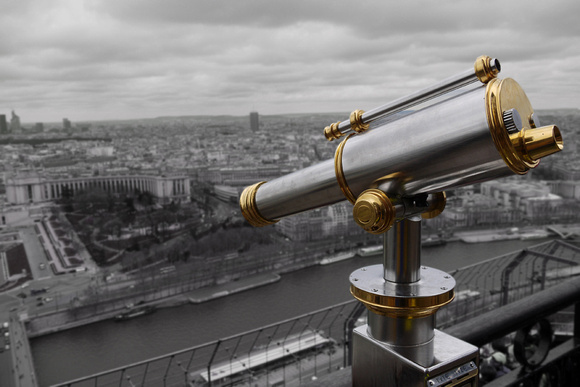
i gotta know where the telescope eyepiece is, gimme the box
[491,57,501,73]
[522,125,563,161]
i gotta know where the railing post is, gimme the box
[163,355,174,386]
[343,302,366,367]
[575,301,580,339]
[207,340,221,387]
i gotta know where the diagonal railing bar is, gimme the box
[445,275,580,347]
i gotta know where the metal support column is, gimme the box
[350,218,479,386]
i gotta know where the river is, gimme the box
[30,238,551,386]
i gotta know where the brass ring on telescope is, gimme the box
[349,109,369,134]
[239,181,278,227]
[474,55,500,84]
[334,134,357,204]
[324,121,343,141]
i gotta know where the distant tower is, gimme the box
[10,110,21,133]
[63,118,72,132]
[249,111,259,132]
[35,123,44,132]
[0,114,7,134]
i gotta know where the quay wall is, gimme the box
[26,272,281,338]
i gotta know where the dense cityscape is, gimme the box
[1,107,579,386]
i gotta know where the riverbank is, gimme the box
[319,251,356,265]
[19,227,562,338]
[0,272,283,387]
[26,272,281,338]
[453,226,562,244]
[187,272,280,303]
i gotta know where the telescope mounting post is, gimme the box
[350,208,479,386]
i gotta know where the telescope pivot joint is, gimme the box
[352,191,447,235]
[353,189,396,234]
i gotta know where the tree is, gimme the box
[71,188,108,213]
[60,185,74,212]
[102,219,124,238]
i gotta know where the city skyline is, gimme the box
[1,0,579,123]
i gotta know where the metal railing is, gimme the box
[445,276,580,347]
[484,338,580,387]
[445,276,580,387]
[438,239,580,329]
[304,276,580,387]
[51,300,364,387]
[52,239,580,387]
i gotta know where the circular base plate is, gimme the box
[350,265,455,317]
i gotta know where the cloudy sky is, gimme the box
[2,0,579,123]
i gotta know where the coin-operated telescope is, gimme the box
[240,56,563,386]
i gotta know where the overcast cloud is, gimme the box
[1,0,579,123]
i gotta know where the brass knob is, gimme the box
[324,121,342,141]
[353,189,395,234]
[349,109,369,134]
[502,108,523,134]
[474,55,500,83]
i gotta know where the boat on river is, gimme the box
[357,237,446,255]
[422,237,447,247]
[357,245,383,256]
[319,251,356,265]
[114,306,156,322]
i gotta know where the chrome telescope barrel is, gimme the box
[324,55,501,141]
[241,60,563,229]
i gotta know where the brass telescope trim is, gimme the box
[350,109,369,134]
[352,189,396,234]
[334,134,357,204]
[239,181,278,227]
[350,265,455,318]
[474,55,501,83]
[485,78,563,175]
[324,109,370,141]
[324,121,342,141]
